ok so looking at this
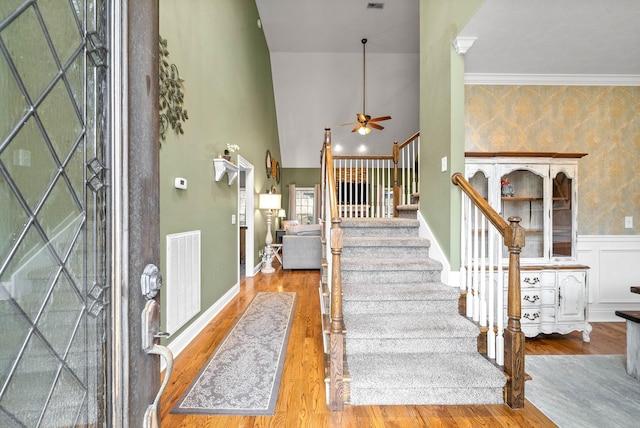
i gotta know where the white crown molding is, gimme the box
[465,73,640,86]
[452,37,477,55]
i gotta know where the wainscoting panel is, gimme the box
[577,235,640,321]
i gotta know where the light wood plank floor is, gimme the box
[160,265,626,427]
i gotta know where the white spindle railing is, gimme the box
[460,188,506,365]
[453,172,525,408]
[331,133,420,218]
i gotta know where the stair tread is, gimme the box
[341,258,442,270]
[343,282,458,301]
[343,236,429,247]
[341,218,419,228]
[344,313,479,339]
[348,352,506,389]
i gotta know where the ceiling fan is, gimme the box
[342,38,391,135]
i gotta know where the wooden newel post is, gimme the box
[504,216,526,409]
[329,217,344,410]
[392,141,400,217]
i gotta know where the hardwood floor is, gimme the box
[160,265,625,427]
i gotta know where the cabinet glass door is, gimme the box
[468,170,490,258]
[500,168,545,259]
[552,171,573,257]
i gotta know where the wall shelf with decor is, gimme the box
[213,158,238,185]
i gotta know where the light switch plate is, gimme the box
[441,156,447,172]
[232,214,236,225]
[625,216,633,228]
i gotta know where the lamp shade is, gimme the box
[277,209,286,218]
[259,193,281,210]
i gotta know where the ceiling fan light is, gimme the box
[358,126,371,135]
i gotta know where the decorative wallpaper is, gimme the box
[465,85,640,235]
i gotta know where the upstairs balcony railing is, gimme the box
[330,132,419,218]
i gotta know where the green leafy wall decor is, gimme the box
[159,36,188,144]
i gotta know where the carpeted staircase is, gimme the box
[339,217,506,405]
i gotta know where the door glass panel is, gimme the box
[0,1,108,426]
[501,169,544,259]
[37,273,83,358]
[0,333,60,427]
[552,172,573,257]
[0,117,58,211]
[38,0,83,67]
[468,171,490,261]
[66,54,85,116]
[0,225,58,322]
[2,7,57,101]
[469,170,488,199]
[38,78,83,163]
[0,52,28,143]
[0,174,29,264]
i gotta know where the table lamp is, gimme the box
[277,209,286,229]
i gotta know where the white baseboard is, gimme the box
[416,212,453,286]
[243,261,262,278]
[162,283,240,371]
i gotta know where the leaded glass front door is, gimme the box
[0,1,110,426]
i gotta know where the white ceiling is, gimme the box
[255,0,640,168]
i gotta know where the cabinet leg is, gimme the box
[582,323,592,342]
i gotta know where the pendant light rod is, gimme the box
[362,38,367,115]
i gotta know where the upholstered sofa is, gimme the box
[282,223,322,270]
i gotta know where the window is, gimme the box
[295,187,315,224]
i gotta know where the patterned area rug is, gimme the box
[526,354,640,428]
[172,292,296,415]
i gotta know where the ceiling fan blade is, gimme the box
[357,113,367,123]
[369,115,392,122]
[369,122,384,130]
[339,121,358,126]
[351,124,363,133]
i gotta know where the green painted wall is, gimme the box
[420,0,483,270]
[280,167,321,213]
[159,0,281,338]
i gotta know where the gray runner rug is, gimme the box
[172,292,296,415]
[525,354,640,428]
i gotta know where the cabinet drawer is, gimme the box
[540,288,556,306]
[521,290,541,306]
[513,271,555,288]
[520,272,541,288]
[521,309,540,323]
[512,307,555,324]
[540,307,555,322]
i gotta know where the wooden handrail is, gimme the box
[452,172,526,409]
[332,154,393,161]
[324,130,339,220]
[451,173,508,233]
[322,128,345,410]
[398,131,420,150]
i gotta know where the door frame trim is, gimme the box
[237,156,255,275]
[110,0,129,424]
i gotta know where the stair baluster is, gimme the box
[452,172,526,409]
